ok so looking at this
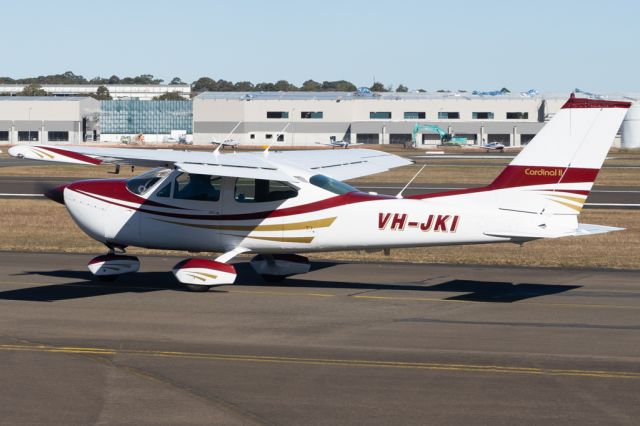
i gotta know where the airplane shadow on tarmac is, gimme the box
[0,261,580,303]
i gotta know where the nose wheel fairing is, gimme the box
[87,254,140,276]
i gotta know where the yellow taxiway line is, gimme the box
[0,343,638,380]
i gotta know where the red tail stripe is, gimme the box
[490,166,599,189]
[562,96,631,109]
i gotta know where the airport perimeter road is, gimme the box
[0,253,639,425]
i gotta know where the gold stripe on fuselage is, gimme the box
[153,217,336,232]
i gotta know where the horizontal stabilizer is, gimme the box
[572,223,625,236]
[485,223,624,240]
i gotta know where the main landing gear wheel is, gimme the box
[260,274,287,283]
[182,284,214,292]
[87,254,140,281]
[97,275,119,283]
[250,254,311,283]
[172,258,238,292]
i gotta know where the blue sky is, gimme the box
[3,0,639,92]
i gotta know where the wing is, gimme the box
[8,145,411,181]
[268,149,413,180]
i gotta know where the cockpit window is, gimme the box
[235,178,298,203]
[174,173,221,201]
[309,174,357,195]
[126,168,171,196]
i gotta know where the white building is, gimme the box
[0,84,191,101]
[193,92,577,147]
[0,97,100,144]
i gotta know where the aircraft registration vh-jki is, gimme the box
[8,95,632,291]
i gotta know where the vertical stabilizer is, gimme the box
[487,95,631,214]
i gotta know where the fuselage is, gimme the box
[60,168,520,254]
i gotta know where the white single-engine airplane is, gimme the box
[484,142,506,151]
[316,136,362,149]
[8,95,631,291]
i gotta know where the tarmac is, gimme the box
[1,252,639,425]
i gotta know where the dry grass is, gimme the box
[1,199,638,269]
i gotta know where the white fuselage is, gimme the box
[62,169,557,255]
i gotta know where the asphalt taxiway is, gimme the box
[1,252,639,425]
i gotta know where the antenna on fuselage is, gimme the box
[396,164,426,199]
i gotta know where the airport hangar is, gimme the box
[193,91,638,148]
[1,90,640,148]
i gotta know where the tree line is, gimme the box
[0,71,419,100]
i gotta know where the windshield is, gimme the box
[126,168,171,195]
[309,174,357,195]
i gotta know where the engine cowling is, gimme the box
[172,258,237,287]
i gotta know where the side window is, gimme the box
[156,182,172,198]
[234,178,297,203]
[173,173,221,201]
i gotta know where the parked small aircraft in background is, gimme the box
[210,138,239,148]
[316,137,362,149]
[484,142,505,151]
[8,95,631,292]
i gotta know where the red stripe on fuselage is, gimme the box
[68,179,392,221]
[68,179,189,210]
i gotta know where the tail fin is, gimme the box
[488,95,631,214]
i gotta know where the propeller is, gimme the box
[31,181,70,205]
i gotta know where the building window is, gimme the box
[266,134,273,139]
[0,131,8,141]
[438,112,460,119]
[250,134,255,139]
[18,131,38,142]
[48,131,69,142]
[472,112,494,120]
[390,134,412,145]
[404,112,426,119]
[301,111,323,119]
[277,134,284,142]
[521,134,536,145]
[369,112,392,119]
[507,112,529,119]
[267,111,289,119]
[356,134,380,144]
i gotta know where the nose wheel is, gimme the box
[87,253,140,280]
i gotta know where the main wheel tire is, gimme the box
[261,274,287,283]
[183,284,213,292]
[97,275,119,282]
